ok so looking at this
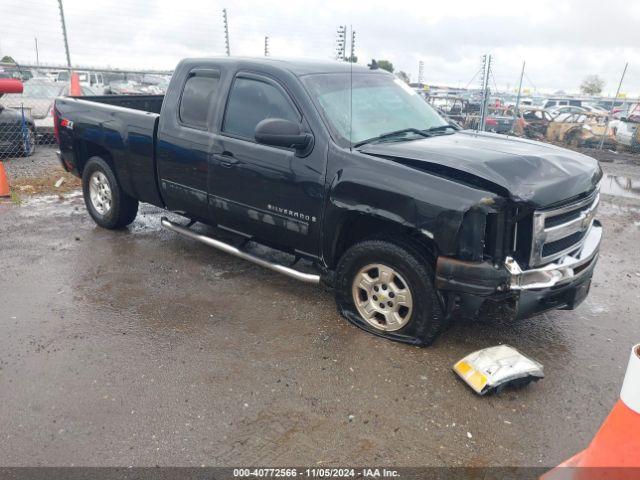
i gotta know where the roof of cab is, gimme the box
[181,56,383,76]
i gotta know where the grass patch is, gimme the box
[9,190,23,205]
[11,167,81,196]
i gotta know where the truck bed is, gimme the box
[77,94,164,114]
[55,95,164,207]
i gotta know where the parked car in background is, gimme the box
[582,104,609,115]
[547,105,587,117]
[615,118,640,152]
[86,72,109,94]
[108,80,143,94]
[55,71,109,94]
[0,105,36,157]
[56,70,79,83]
[465,106,515,133]
[0,79,36,158]
[0,66,34,82]
[512,106,554,140]
[0,80,95,140]
[543,98,584,109]
[484,110,515,133]
[546,111,613,148]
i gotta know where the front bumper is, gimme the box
[506,222,601,291]
[435,221,602,320]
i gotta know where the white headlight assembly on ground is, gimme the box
[453,345,544,395]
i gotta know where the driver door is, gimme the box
[208,73,324,257]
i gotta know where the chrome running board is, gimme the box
[161,217,320,284]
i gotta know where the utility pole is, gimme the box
[478,54,492,132]
[57,0,72,67]
[335,25,346,61]
[599,62,628,150]
[264,36,269,56]
[34,37,39,67]
[222,8,230,57]
[514,61,525,116]
[349,29,356,62]
[418,60,424,85]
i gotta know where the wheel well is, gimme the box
[74,140,113,175]
[330,213,437,269]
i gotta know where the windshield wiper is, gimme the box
[353,128,431,148]
[424,124,460,132]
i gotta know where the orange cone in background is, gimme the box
[0,161,10,198]
[69,71,82,96]
[543,343,640,479]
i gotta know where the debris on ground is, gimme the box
[453,345,544,395]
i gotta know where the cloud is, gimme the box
[1,0,639,95]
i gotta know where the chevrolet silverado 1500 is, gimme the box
[54,58,603,345]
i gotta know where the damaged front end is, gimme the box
[435,187,602,322]
[351,134,603,324]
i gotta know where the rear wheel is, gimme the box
[82,156,138,229]
[335,237,447,346]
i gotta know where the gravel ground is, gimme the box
[0,143,639,468]
[3,146,80,196]
[3,145,61,180]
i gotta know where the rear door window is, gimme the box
[179,70,220,129]
[222,76,299,139]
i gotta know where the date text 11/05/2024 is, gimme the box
[232,468,400,477]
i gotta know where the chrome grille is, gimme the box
[530,189,599,266]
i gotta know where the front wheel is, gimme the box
[82,156,138,229]
[335,237,447,346]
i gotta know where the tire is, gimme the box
[335,237,447,346]
[82,156,138,229]
[21,126,36,157]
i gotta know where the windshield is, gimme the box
[302,72,447,146]
[22,83,64,98]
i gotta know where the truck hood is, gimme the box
[359,130,602,207]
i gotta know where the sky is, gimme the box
[1,0,639,96]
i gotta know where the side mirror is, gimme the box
[255,118,312,150]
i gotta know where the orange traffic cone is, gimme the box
[0,161,10,197]
[543,343,640,479]
[69,71,82,96]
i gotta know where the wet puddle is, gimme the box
[600,174,640,199]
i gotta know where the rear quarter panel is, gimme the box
[56,97,163,206]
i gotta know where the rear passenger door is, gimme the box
[157,67,221,217]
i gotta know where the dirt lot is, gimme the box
[1,146,639,468]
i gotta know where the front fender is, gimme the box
[321,146,504,267]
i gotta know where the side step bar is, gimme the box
[161,217,320,284]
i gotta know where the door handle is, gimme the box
[217,151,237,168]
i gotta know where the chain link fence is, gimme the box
[0,104,37,159]
[0,63,172,159]
[3,62,639,161]
[425,92,640,153]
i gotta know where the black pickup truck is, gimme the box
[54,58,602,345]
